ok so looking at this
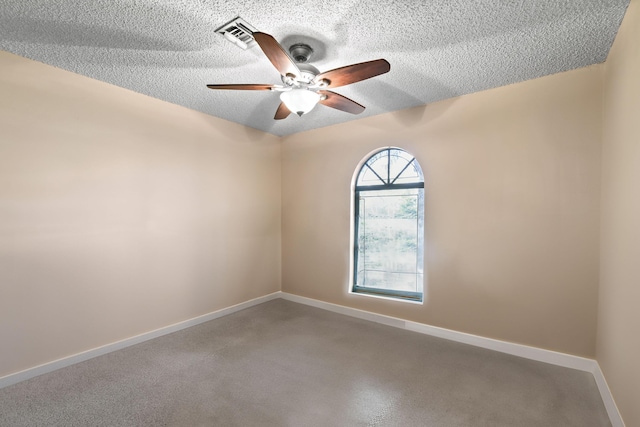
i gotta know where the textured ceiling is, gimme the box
[0,0,630,136]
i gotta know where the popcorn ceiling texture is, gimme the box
[0,0,630,136]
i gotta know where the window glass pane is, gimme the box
[357,150,389,186]
[358,165,386,186]
[392,161,422,184]
[361,271,424,293]
[356,188,424,294]
[388,149,414,181]
[388,148,414,163]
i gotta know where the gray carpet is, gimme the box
[0,299,610,426]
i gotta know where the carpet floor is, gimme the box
[0,299,610,426]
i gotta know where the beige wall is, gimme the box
[599,0,640,424]
[3,10,636,412]
[0,51,281,378]
[282,65,603,357]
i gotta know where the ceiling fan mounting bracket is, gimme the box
[289,43,314,63]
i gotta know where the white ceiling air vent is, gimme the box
[215,17,257,50]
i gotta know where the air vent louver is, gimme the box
[215,17,257,50]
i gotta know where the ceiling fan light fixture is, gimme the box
[280,88,321,116]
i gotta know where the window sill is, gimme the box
[350,287,423,304]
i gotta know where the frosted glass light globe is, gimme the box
[280,88,321,116]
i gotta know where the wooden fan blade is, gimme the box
[319,90,365,115]
[206,84,275,90]
[315,59,390,88]
[253,32,301,78]
[274,102,291,120]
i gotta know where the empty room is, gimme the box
[1,1,638,426]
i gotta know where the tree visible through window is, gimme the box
[352,148,424,302]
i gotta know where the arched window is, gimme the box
[352,148,425,303]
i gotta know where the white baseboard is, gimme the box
[279,292,595,371]
[592,363,626,427]
[0,292,281,389]
[1,290,624,426]
[280,292,624,426]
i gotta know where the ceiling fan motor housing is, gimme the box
[281,62,319,85]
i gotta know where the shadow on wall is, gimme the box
[184,92,277,143]
[348,75,459,129]
[241,94,285,140]
[390,97,459,128]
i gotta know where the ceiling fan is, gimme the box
[206,32,390,119]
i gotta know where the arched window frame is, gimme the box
[351,147,425,303]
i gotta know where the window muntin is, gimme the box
[353,148,424,302]
[356,148,422,187]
